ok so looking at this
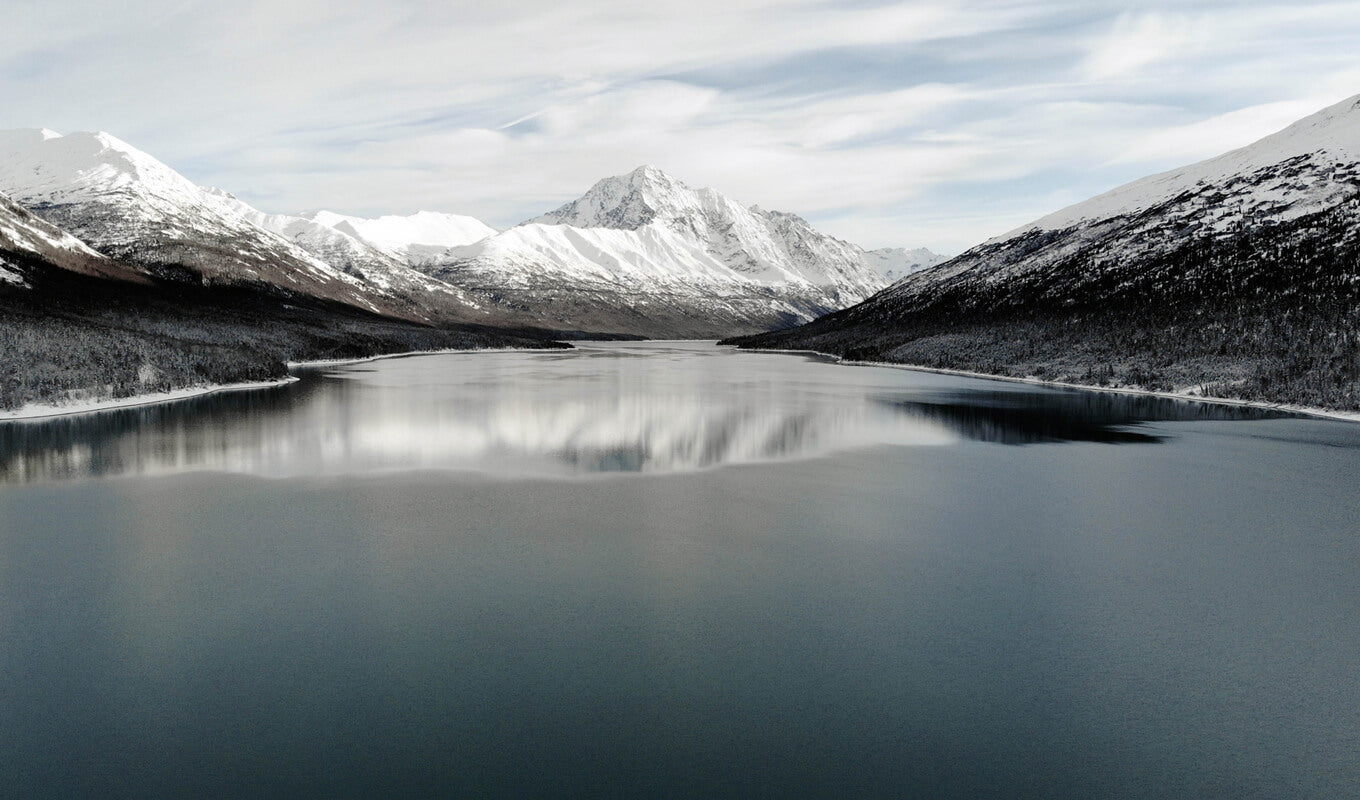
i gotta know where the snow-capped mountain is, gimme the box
[420,165,891,336]
[526,166,884,296]
[728,94,1360,409]
[0,130,923,338]
[305,210,497,264]
[0,129,431,319]
[869,94,1360,301]
[206,192,487,319]
[863,247,945,283]
[0,190,137,288]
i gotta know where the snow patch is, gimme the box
[0,377,299,421]
[0,257,28,287]
[1009,93,1360,238]
[307,209,497,255]
[864,247,945,283]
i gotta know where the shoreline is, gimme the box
[0,343,575,422]
[6,341,1355,425]
[738,345,1360,424]
[0,377,300,423]
[287,343,572,369]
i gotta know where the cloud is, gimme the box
[1080,12,1200,81]
[1111,96,1354,166]
[2,1,1359,253]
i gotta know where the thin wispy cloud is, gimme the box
[2,1,1357,252]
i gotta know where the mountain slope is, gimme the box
[0,188,567,413]
[307,210,497,264]
[0,189,143,287]
[863,247,945,283]
[525,165,884,296]
[209,193,491,323]
[0,129,428,320]
[727,95,1360,410]
[0,257,568,414]
[420,166,890,337]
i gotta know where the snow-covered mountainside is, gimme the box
[526,166,884,296]
[0,129,421,319]
[207,192,486,319]
[0,130,922,337]
[879,93,1360,297]
[422,166,892,336]
[306,210,497,264]
[863,247,944,283]
[0,187,158,289]
[729,94,1360,410]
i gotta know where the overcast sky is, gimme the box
[3,1,1358,253]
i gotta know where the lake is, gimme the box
[1,341,1358,799]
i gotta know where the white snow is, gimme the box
[0,128,204,207]
[523,165,885,293]
[0,131,917,331]
[439,165,891,312]
[0,188,112,287]
[0,377,299,421]
[307,209,497,258]
[0,189,104,261]
[863,247,945,282]
[455,220,775,287]
[199,193,485,310]
[0,128,388,303]
[1009,93,1360,237]
[0,256,26,286]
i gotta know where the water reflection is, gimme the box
[0,343,1292,483]
[886,390,1287,445]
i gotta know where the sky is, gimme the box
[2,1,1358,254]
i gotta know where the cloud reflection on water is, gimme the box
[0,343,1289,484]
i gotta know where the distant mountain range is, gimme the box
[861,247,945,282]
[727,94,1360,411]
[0,132,912,338]
[0,129,931,410]
[420,166,894,336]
[10,95,1360,413]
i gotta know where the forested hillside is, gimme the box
[727,200,1360,410]
[0,253,567,412]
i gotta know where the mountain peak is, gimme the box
[594,164,692,204]
[308,209,497,253]
[525,165,705,230]
[624,164,681,185]
[0,127,196,203]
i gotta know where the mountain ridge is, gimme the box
[725,93,1360,411]
[409,164,892,336]
[0,130,932,339]
[0,128,401,316]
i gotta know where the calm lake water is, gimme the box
[2,341,1358,799]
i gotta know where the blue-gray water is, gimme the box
[1,341,1358,798]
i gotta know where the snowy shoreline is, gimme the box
[6,341,1356,425]
[0,377,300,422]
[0,343,572,422]
[286,344,566,369]
[743,345,1360,424]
